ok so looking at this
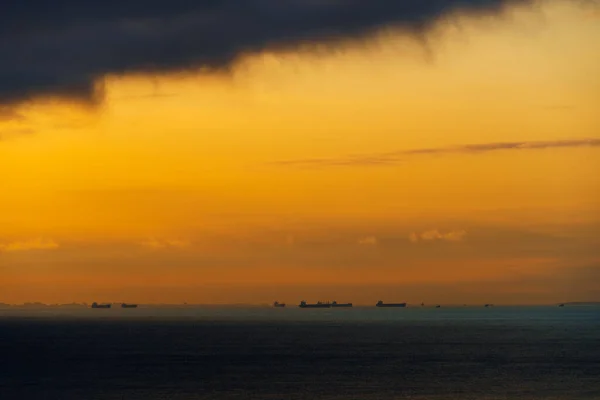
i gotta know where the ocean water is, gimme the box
[0,306,599,399]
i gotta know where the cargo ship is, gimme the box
[91,302,111,309]
[376,300,406,308]
[121,303,138,308]
[331,301,352,308]
[273,301,286,308]
[299,300,331,308]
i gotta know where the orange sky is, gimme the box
[1,0,599,305]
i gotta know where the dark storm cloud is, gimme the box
[0,0,531,105]
[272,138,600,167]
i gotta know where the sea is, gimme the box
[0,305,599,399]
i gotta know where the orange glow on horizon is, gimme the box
[1,0,599,305]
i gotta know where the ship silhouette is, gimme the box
[121,303,138,308]
[299,300,331,308]
[331,301,352,308]
[273,301,286,308]
[376,300,406,308]
[91,302,111,309]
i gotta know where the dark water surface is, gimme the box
[1,306,599,399]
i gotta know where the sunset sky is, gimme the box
[1,0,599,305]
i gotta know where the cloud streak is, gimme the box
[0,0,532,105]
[0,238,59,253]
[358,236,378,246]
[0,128,35,141]
[139,238,191,250]
[272,138,600,168]
[0,107,25,121]
[409,230,467,243]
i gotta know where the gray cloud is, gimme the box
[0,0,532,105]
[272,138,600,168]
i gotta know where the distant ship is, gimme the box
[299,300,331,308]
[91,302,111,309]
[273,301,286,308]
[376,300,406,308]
[331,301,352,308]
[435,305,441,308]
[558,303,565,307]
[121,303,138,308]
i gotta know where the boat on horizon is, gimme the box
[331,301,352,308]
[376,301,406,308]
[121,303,138,308]
[299,301,331,308]
[273,301,286,308]
[91,302,111,309]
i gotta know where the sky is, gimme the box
[1,0,599,305]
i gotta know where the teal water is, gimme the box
[1,306,598,399]
[1,304,598,322]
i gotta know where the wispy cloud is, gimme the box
[0,128,35,141]
[586,9,600,20]
[0,238,59,252]
[541,104,576,111]
[111,93,179,101]
[272,138,600,168]
[0,107,25,121]
[358,236,378,246]
[139,238,191,250]
[409,230,467,243]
